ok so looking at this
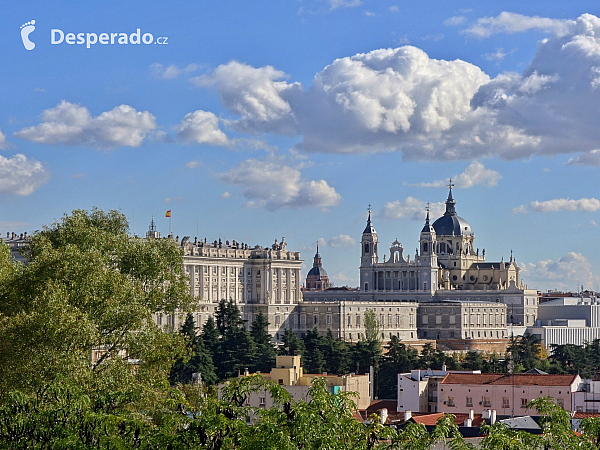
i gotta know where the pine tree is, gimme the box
[250,311,276,373]
[279,328,305,356]
[303,327,326,374]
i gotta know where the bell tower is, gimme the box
[360,205,378,291]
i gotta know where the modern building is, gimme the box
[527,296,600,347]
[438,372,582,415]
[397,367,482,413]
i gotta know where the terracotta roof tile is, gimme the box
[574,412,600,419]
[441,373,578,386]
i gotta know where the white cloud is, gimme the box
[566,150,600,166]
[0,154,50,196]
[150,63,200,79]
[410,162,501,188]
[328,234,357,247]
[330,272,359,287]
[220,191,231,199]
[484,48,516,62]
[177,110,230,146]
[464,12,576,38]
[388,6,399,13]
[514,198,600,213]
[364,11,376,17]
[14,101,156,148]
[186,160,202,169]
[444,16,467,26]
[217,157,341,210]
[379,197,444,221]
[0,127,7,150]
[326,0,361,10]
[520,252,600,291]
[192,14,600,161]
[164,196,187,203]
[192,61,301,134]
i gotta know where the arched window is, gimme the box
[364,244,369,254]
[423,243,428,253]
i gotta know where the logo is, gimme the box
[20,20,36,50]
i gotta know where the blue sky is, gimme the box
[2,1,600,292]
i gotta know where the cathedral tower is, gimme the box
[360,206,378,291]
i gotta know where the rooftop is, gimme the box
[441,373,578,386]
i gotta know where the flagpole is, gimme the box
[169,214,172,237]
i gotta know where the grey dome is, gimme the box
[432,187,473,236]
[432,214,473,236]
[308,265,328,277]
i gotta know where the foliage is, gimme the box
[0,208,192,407]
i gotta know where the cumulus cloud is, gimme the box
[520,252,600,291]
[326,0,361,9]
[410,162,501,188]
[0,127,7,150]
[0,154,50,195]
[444,16,467,26]
[217,157,341,210]
[192,61,301,134]
[388,6,399,13]
[150,63,200,79]
[14,101,156,148]
[177,110,230,146]
[186,160,202,169]
[379,197,444,221]
[513,198,600,213]
[190,14,600,161]
[329,234,357,247]
[484,48,516,62]
[464,12,576,38]
[566,150,600,166]
[220,191,231,199]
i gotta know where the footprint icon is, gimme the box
[20,20,36,50]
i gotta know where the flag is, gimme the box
[165,210,171,218]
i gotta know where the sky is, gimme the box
[2,0,600,292]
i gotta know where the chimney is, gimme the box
[404,410,412,421]
[380,408,388,424]
[442,364,447,372]
[464,418,472,427]
[244,368,249,376]
[491,410,497,425]
[469,409,474,420]
[482,409,491,420]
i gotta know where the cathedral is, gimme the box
[154,183,537,343]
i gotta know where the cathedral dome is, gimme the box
[432,184,474,237]
[307,265,328,277]
[432,214,473,237]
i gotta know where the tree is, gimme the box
[213,299,256,380]
[250,311,276,373]
[279,328,305,356]
[0,208,192,407]
[322,329,351,375]
[170,313,217,385]
[378,336,420,398]
[303,327,326,374]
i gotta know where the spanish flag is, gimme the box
[165,210,171,218]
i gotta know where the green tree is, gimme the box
[0,208,192,407]
[279,328,305,356]
[250,311,276,373]
[322,329,352,375]
[303,327,326,374]
[170,313,218,385]
[378,336,420,398]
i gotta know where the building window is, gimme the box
[314,315,319,325]
[259,396,266,406]
[364,244,369,254]
[521,398,528,408]
[503,398,510,408]
[466,397,473,407]
[448,397,455,407]
[483,397,491,407]
[326,315,332,325]
[422,315,429,325]
[348,316,352,326]
[356,315,361,327]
